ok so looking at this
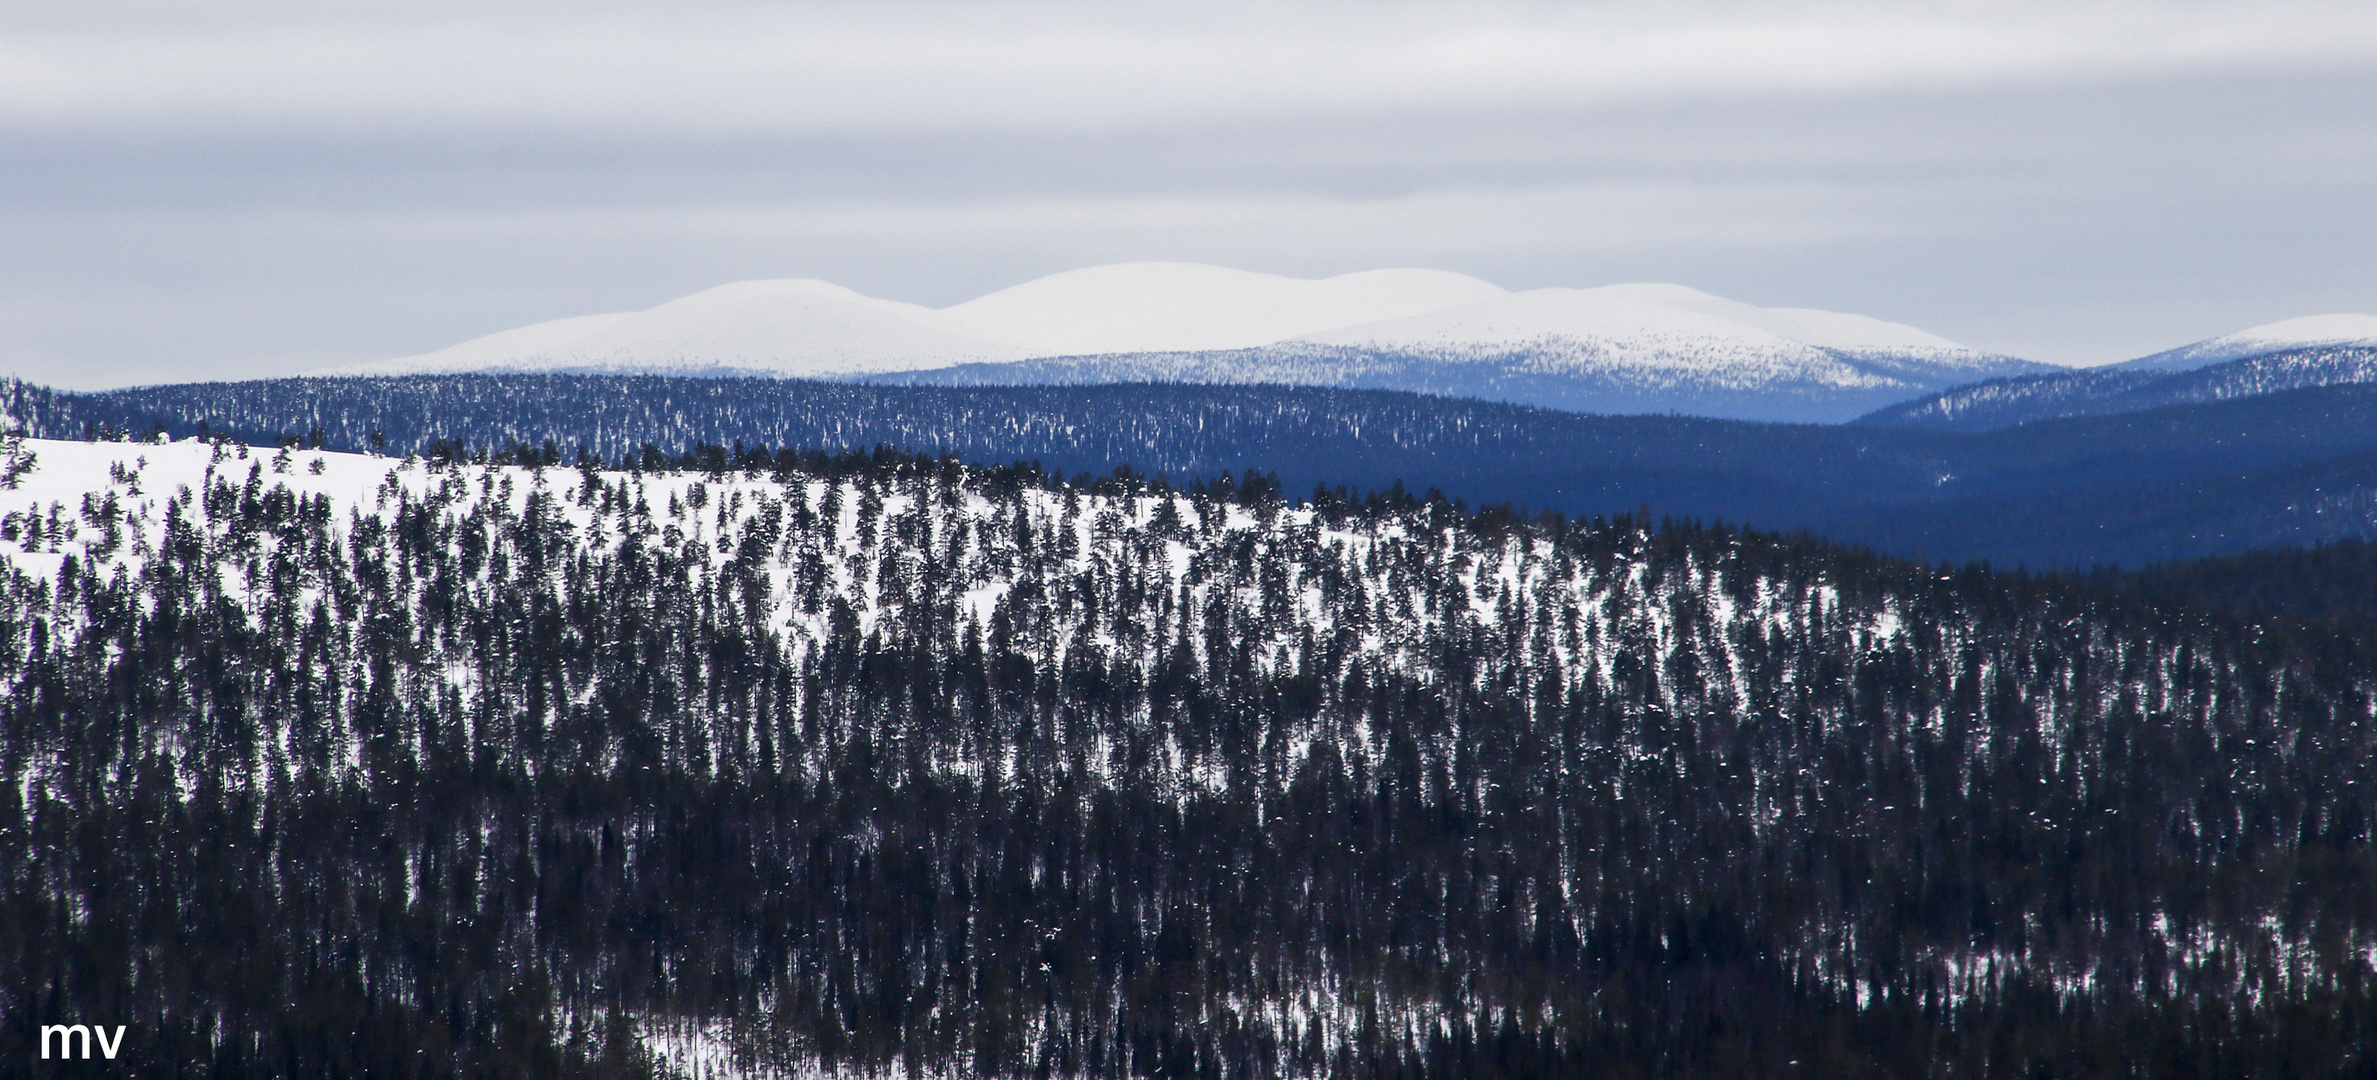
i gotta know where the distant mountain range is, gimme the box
[319,263,2048,422]
[1866,315,2377,431]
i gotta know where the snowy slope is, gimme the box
[1299,288,1885,389]
[2117,314,2377,372]
[1303,283,2023,377]
[326,279,1027,378]
[316,312,636,376]
[1576,284,1953,350]
[937,263,1509,355]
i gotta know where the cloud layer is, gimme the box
[3,1,2373,386]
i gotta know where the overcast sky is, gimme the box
[4,0,2374,387]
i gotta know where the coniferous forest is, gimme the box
[5,431,2377,1076]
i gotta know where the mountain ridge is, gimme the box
[863,339,2024,423]
[316,262,2048,422]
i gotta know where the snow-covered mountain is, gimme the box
[319,279,1030,378]
[938,263,1510,355]
[1296,284,2015,388]
[323,264,1507,379]
[319,262,2044,421]
[873,277,2045,422]
[2115,314,2377,372]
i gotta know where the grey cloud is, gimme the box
[1,1,2373,385]
[7,2,2371,134]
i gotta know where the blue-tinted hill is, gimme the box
[1860,344,2377,431]
[12,373,2377,569]
[863,340,2048,424]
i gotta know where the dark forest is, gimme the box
[4,434,2377,1076]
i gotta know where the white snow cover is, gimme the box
[1297,287,1895,388]
[1572,284,1964,352]
[1306,287,1817,350]
[319,263,1997,380]
[937,263,1509,355]
[322,279,1030,378]
[2118,313,2377,372]
[350,312,638,375]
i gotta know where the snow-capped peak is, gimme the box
[2118,313,2377,372]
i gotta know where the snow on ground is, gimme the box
[0,436,402,585]
[0,432,1835,736]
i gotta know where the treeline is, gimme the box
[3,437,2377,1075]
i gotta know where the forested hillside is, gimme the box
[2097,536,2377,637]
[861,339,2042,423]
[5,433,2377,1076]
[1861,344,2377,431]
[14,373,2377,568]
